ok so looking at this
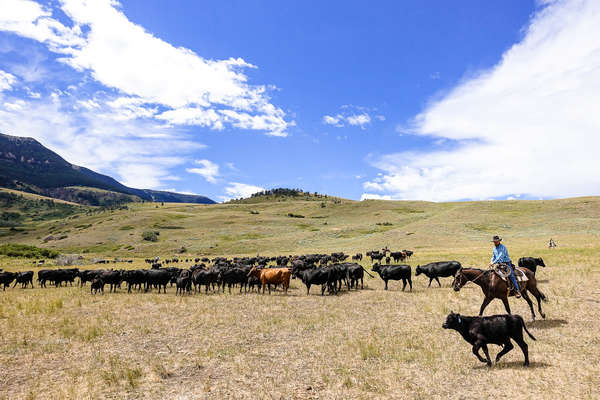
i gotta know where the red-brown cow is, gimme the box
[247,267,291,295]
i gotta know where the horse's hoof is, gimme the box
[523,362,529,367]
[486,362,492,367]
[541,313,546,319]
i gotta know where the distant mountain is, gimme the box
[0,132,216,205]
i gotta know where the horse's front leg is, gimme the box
[520,291,536,321]
[479,297,492,316]
[501,297,511,314]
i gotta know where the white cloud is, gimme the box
[221,182,264,201]
[365,0,600,201]
[322,106,380,129]
[346,113,371,128]
[0,91,203,189]
[186,159,220,184]
[360,193,392,201]
[0,0,290,136]
[0,69,16,91]
[0,0,85,52]
[323,114,343,127]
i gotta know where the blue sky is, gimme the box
[1,0,599,202]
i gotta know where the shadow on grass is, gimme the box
[528,318,568,329]
[473,360,552,370]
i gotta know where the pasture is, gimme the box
[1,195,599,399]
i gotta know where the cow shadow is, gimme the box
[472,360,551,370]
[527,318,568,329]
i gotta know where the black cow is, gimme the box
[218,267,248,294]
[122,270,146,293]
[295,267,331,296]
[442,312,536,367]
[518,257,546,275]
[176,270,191,296]
[415,261,462,287]
[144,269,171,293]
[370,253,385,263]
[0,271,16,290]
[372,264,412,291]
[79,269,104,286]
[99,270,122,293]
[91,278,104,295]
[347,263,374,289]
[13,271,34,288]
[390,251,406,262]
[192,269,219,293]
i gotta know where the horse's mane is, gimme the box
[461,267,486,272]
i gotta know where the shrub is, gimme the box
[119,225,135,231]
[287,213,305,218]
[0,243,59,259]
[142,231,159,242]
[249,210,259,215]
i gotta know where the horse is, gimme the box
[452,267,548,321]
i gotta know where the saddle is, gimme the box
[492,264,528,282]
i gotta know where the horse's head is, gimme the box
[452,269,466,292]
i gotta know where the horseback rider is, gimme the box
[488,235,521,298]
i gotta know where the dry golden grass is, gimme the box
[0,244,599,399]
[1,196,600,398]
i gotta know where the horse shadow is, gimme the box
[473,360,551,370]
[527,318,568,329]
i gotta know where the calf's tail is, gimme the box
[361,266,375,278]
[519,316,536,341]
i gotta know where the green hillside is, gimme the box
[2,188,598,258]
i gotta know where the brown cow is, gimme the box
[247,267,291,295]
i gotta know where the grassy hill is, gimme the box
[2,189,599,258]
[0,190,599,399]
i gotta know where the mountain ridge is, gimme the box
[0,132,216,205]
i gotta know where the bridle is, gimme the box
[454,269,486,290]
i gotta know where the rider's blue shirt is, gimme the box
[491,243,511,264]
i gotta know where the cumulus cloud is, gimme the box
[364,0,600,201]
[220,182,264,201]
[0,90,203,189]
[0,0,290,136]
[186,159,220,184]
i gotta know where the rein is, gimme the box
[458,269,487,288]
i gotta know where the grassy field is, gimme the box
[0,194,599,399]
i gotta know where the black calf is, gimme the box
[442,312,536,367]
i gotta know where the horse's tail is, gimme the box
[519,316,536,341]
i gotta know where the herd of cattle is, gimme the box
[0,249,547,298]
[0,251,549,367]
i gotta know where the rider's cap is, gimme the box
[491,235,502,242]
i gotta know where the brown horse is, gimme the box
[452,267,548,321]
